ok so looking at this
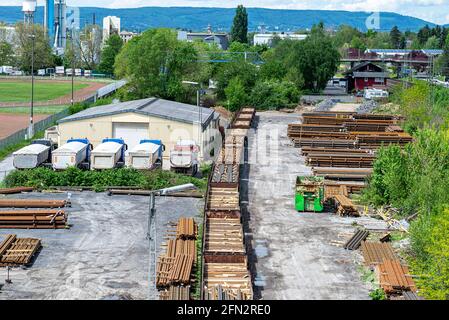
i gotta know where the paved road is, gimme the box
[246,111,372,300]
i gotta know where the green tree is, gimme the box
[214,59,257,100]
[98,34,123,76]
[250,79,300,110]
[15,23,53,72]
[230,5,248,44]
[114,28,198,102]
[390,26,402,49]
[417,25,432,45]
[424,36,439,49]
[225,77,247,111]
[292,27,340,92]
[0,41,15,66]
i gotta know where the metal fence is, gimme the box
[0,109,69,150]
[0,79,127,151]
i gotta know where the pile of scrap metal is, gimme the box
[344,230,421,299]
[201,107,255,300]
[0,198,69,229]
[156,217,197,300]
[0,234,41,267]
[361,241,419,298]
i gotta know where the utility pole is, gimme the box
[28,32,36,139]
[70,28,74,107]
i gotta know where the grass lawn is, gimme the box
[0,105,68,114]
[0,81,88,102]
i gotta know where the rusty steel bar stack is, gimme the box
[156,217,198,299]
[287,111,412,198]
[201,107,255,301]
[0,197,69,229]
[0,234,41,267]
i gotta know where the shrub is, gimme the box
[250,79,300,110]
[4,167,207,192]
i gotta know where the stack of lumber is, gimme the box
[0,234,41,267]
[333,195,359,216]
[205,218,245,255]
[0,209,67,229]
[176,218,197,240]
[159,285,190,300]
[207,187,240,211]
[216,145,243,165]
[204,262,252,299]
[156,218,197,288]
[212,164,239,184]
[204,285,252,300]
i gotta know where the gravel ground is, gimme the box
[246,111,381,300]
[0,191,203,300]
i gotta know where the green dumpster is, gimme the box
[295,176,325,212]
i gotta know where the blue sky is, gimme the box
[3,0,449,24]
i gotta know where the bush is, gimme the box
[224,77,247,112]
[250,79,300,110]
[4,167,207,192]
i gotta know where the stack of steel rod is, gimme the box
[176,218,197,240]
[0,209,67,229]
[0,199,68,208]
[0,234,41,267]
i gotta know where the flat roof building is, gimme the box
[57,98,221,168]
[253,33,307,46]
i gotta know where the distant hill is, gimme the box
[0,6,440,33]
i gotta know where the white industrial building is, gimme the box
[253,33,307,46]
[56,98,222,169]
[103,16,121,42]
[119,30,139,43]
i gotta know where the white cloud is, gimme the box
[2,0,449,24]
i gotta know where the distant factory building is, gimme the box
[253,33,307,46]
[103,16,121,42]
[177,26,229,50]
[56,98,221,167]
[119,30,139,43]
[344,62,389,93]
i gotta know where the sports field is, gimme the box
[0,80,88,103]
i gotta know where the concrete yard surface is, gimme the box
[0,191,203,300]
[246,111,376,300]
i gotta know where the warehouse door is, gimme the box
[113,122,149,151]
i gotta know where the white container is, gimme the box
[52,141,89,170]
[170,140,199,169]
[128,142,161,170]
[13,144,50,169]
[91,141,123,170]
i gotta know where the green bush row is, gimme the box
[4,167,208,192]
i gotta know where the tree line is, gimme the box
[0,22,123,76]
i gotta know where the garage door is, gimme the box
[113,122,149,151]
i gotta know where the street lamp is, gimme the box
[182,80,204,150]
[147,183,197,300]
[27,33,36,139]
